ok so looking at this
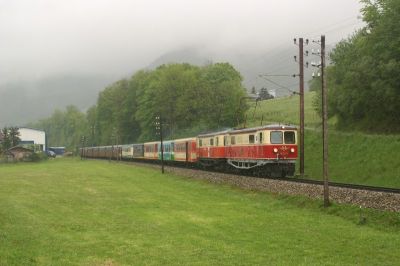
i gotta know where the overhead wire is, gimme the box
[251,15,365,94]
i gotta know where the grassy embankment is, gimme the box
[0,159,399,265]
[245,92,400,188]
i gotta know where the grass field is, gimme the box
[245,92,400,188]
[1,159,399,265]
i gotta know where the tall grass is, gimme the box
[0,159,399,265]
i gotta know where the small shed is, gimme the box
[6,146,34,161]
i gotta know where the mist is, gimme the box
[0,0,363,126]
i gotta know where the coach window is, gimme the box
[210,138,214,146]
[270,131,283,144]
[224,136,227,146]
[231,136,236,145]
[259,132,263,143]
[249,134,255,144]
[284,131,296,144]
[216,137,219,146]
[199,139,202,147]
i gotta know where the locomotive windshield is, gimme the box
[270,131,283,144]
[284,131,296,144]
[270,131,296,144]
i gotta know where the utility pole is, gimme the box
[321,35,330,207]
[294,38,307,176]
[311,35,329,207]
[299,38,305,176]
[155,115,164,174]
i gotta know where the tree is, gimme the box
[9,127,21,147]
[258,87,274,100]
[29,105,88,151]
[321,0,400,132]
[29,62,249,145]
[1,127,11,151]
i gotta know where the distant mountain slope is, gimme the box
[0,74,112,127]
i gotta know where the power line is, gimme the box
[257,75,298,95]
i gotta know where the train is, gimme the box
[81,124,298,177]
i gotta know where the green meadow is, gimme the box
[246,92,400,188]
[1,159,399,265]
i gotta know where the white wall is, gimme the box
[19,128,46,151]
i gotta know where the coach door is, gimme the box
[185,141,189,162]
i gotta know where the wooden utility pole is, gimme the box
[321,35,330,207]
[299,38,305,176]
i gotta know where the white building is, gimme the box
[19,127,46,151]
[268,89,277,98]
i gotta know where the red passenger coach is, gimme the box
[144,141,159,159]
[174,137,198,163]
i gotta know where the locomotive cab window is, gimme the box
[249,134,255,144]
[270,131,283,144]
[284,131,296,144]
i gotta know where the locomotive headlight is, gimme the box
[273,148,278,153]
[290,148,295,153]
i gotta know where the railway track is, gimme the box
[121,157,400,195]
[279,176,400,194]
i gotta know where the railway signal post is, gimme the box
[155,115,165,174]
[80,135,86,160]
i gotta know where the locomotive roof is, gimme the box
[197,129,231,138]
[197,124,297,137]
[229,124,297,134]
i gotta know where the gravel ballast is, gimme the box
[123,161,400,212]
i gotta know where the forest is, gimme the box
[311,0,400,132]
[30,63,247,150]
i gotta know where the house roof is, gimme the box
[7,146,34,152]
[19,127,45,133]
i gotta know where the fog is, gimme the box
[0,0,363,126]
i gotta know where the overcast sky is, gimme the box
[0,0,363,84]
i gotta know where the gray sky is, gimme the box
[0,0,364,84]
